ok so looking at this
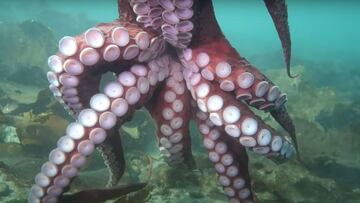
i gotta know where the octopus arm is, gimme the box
[179,41,299,152]
[270,105,300,161]
[47,20,166,116]
[97,127,126,187]
[29,63,165,203]
[180,42,288,112]
[30,0,300,202]
[58,182,147,203]
[146,57,196,169]
[179,0,299,155]
[43,15,168,201]
[263,0,296,78]
[188,75,294,161]
[117,0,137,21]
[194,108,254,202]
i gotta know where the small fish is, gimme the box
[0,101,19,114]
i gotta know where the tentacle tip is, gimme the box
[288,73,301,79]
[287,68,301,79]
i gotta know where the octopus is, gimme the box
[28,0,299,203]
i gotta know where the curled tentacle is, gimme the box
[31,0,299,202]
[47,19,167,189]
[177,0,298,152]
[29,63,164,203]
[178,35,299,156]
[179,41,288,112]
[263,0,298,78]
[186,70,295,161]
[58,182,147,203]
[47,20,166,115]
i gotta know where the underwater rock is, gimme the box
[300,60,360,100]
[0,20,56,84]
[0,160,28,202]
[316,102,360,131]
[10,89,52,115]
[8,65,47,87]
[248,64,360,202]
[19,20,54,43]
[0,81,43,104]
[0,125,20,144]
[120,109,158,154]
[297,115,360,188]
[36,9,96,38]
[1,111,68,154]
[0,144,24,159]
[0,182,10,197]
[127,154,149,182]
[0,100,18,114]
[249,154,341,203]
[19,114,68,154]
[131,153,228,203]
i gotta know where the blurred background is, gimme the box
[0,0,359,202]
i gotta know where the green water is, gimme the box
[0,0,359,203]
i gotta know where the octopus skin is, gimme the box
[29,0,298,203]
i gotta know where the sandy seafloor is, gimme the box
[0,0,360,202]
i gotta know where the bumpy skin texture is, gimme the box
[29,1,297,203]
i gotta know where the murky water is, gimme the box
[0,0,359,202]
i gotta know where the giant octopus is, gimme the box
[28,0,298,202]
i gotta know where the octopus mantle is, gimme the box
[29,0,298,203]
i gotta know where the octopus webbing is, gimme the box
[29,0,298,203]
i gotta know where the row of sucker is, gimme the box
[180,51,294,158]
[47,22,166,115]
[178,48,288,111]
[195,111,253,203]
[28,62,165,203]
[155,59,190,165]
[129,0,195,49]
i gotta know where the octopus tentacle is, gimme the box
[58,182,147,203]
[178,33,299,154]
[227,140,254,203]
[97,127,126,187]
[28,64,162,203]
[124,0,196,49]
[146,56,196,168]
[270,105,300,161]
[186,72,295,160]
[47,20,166,115]
[30,0,299,202]
[179,42,287,112]
[117,0,137,22]
[263,0,297,78]
[194,109,254,203]
[180,0,298,149]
